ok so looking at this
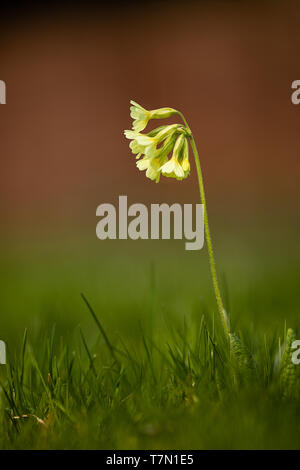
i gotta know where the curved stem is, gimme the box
[176,111,230,337]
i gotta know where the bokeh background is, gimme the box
[1,0,300,347]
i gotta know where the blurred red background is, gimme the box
[1,0,300,237]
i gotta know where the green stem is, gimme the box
[177,111,230,337]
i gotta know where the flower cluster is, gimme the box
[124,101,191,183]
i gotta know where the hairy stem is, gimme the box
[177,111,230,337]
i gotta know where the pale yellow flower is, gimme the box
[130,100,177,132]
[124,101,191,183]
[160,134,190,180]
[136,154,168,183]
[124,124,180,160]
[136,132,178,183]
[181,138,190,177]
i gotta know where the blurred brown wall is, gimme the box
[1,1,300,234]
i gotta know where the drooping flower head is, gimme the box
[124,100,231,341]
[125,100,191,183]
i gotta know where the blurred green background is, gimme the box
[1,213,300,348]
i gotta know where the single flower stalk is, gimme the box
[124,100,230,338]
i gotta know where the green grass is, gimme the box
[1,225,300,449]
